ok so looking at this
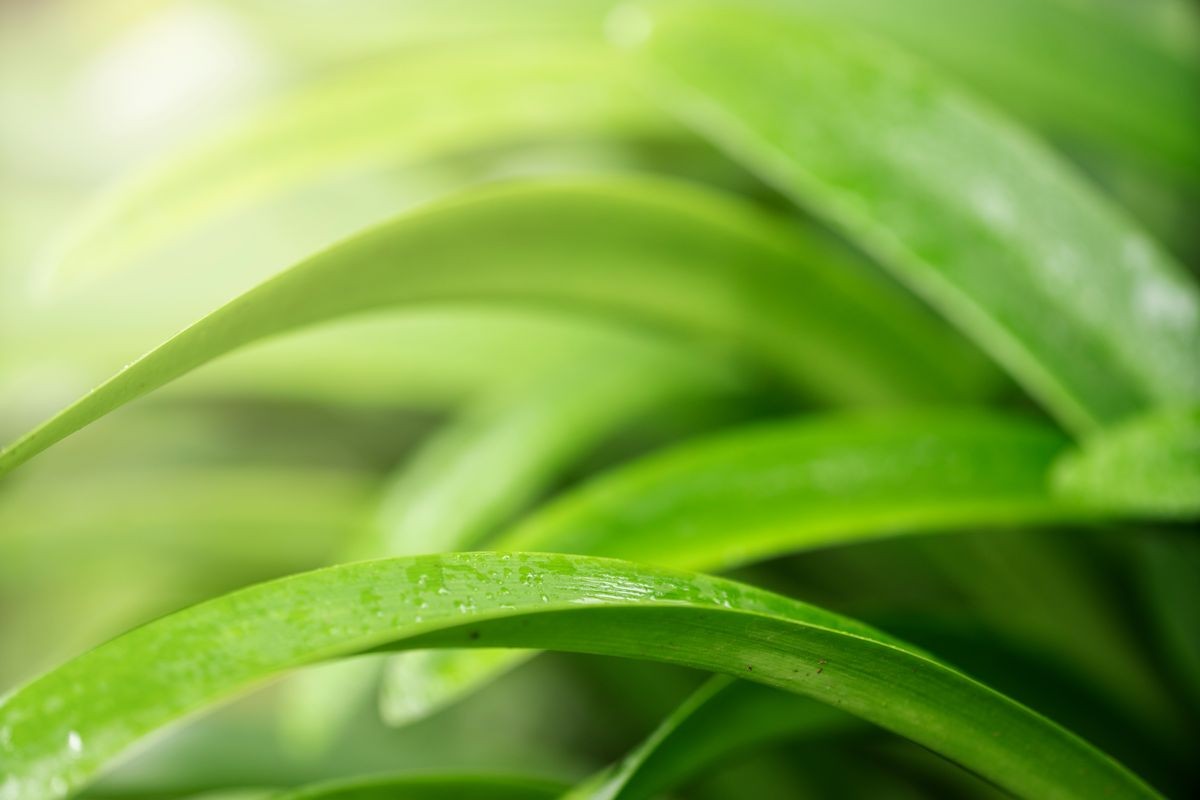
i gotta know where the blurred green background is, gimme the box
[1,1,1197,797]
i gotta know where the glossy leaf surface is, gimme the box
[0,554,1156,800]
[634,3,1200,432]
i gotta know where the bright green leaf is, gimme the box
[383,411,1076,722]
[633,3,1200,432]
[504,411,1073,570]
[283,347,745,746]
[0,177,991,477]
[0,553,1158,800]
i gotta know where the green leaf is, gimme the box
[374,348,743,556]
[1,308,717,425]
[567,676,857,800]
[0,553,1158,800]
[503,411,1073,570]
[180,308,727,411]
[1053,407,1200,518]
[752,0,1200,183]
[282,348,744,747]
[0,177,991,477]
[56,0,1200,290]
[48,42,666,286]
[271,773,564,800]
[381,410,1075,722]
[632,3,1200,432]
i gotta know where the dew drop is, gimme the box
[67,730,83,754]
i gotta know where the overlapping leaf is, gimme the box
[381,411,1078,721]
[0,177,990,476]
[0,553,1158,800]
[633,3,1200,432]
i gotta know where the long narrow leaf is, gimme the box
[503,411,1073,569]
[0,553,1158,800]
[0,177,991,476]
[756,0,1200,183]
[632,3,1200,432]
[375,353,742,556]
[381,411,1074,721]
[51,0,1200,290]
[283,348,744,746]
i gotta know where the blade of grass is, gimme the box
[282,345,746,747]
[502,411,1073,569]
[2,308,723,428]
[0,177,992,477]
[631,3,1200,432]
[0,553,1160,800]
[179,308,727,412]
[753,0,1200,184]
[51,0,1200,290]
[381,412,1074,725]
[578,608,1197,800]
[374,349,744,557]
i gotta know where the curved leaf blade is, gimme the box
[0,177,991,476]
[283,348,744,743]
[375,351,743,556]
[632,3,1200,432]
[756,0,1200,183]
[381,411,1075,721]
[56,0,1200,291]
[502,411,1074,570]
[0,553,1158,800]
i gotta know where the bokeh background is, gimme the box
[1,1,1197,796]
